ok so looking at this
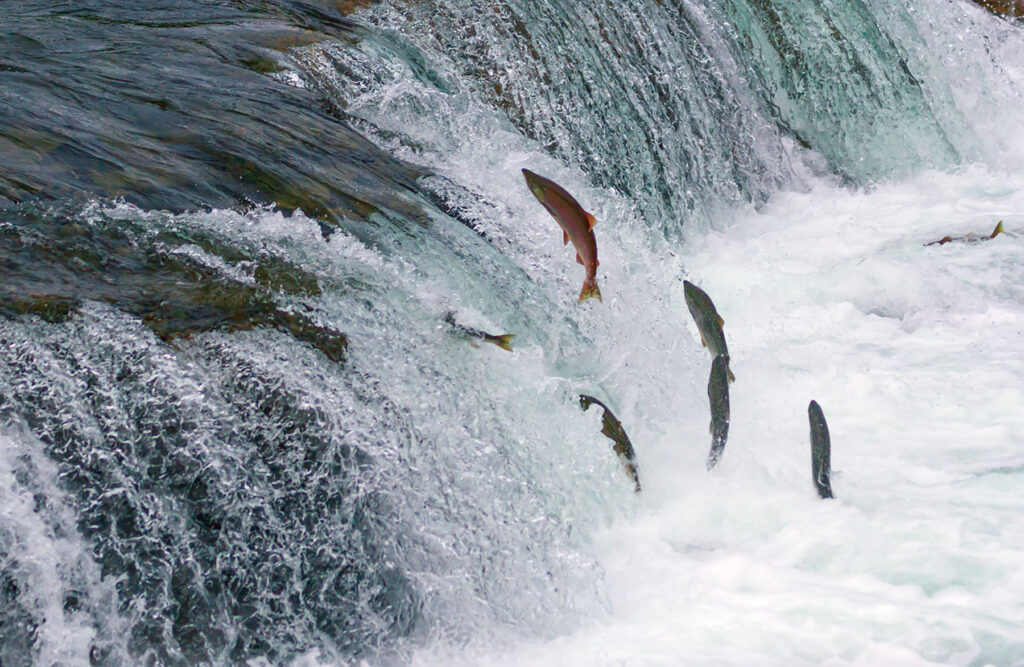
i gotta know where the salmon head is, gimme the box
[522,168,557,208]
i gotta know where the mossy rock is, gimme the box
[0,213,345,362]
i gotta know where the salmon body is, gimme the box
[522,169,601,302]
[579,394,641,492]
[706,354,731,470]
[683,280,735,382]
[808,400,834,499]
[443,311,514,352]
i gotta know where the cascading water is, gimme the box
[2,0,1024,664]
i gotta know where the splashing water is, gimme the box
[2,0,1024,664]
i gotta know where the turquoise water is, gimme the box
[1,1,1023,664]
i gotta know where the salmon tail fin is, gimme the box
[992,220,1005,238]
[493,334,514,352]
[579,280,602,303]
[585,212,597,229]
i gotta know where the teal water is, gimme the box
[1,0,1023,664]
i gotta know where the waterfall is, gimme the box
[1,0,1023,664]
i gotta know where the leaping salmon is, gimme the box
[925,220,1005,246]
[808,400,834,499]
[443,311,514,352]
[683,280,735,382]
[522,169,602,303]
[706,354,731,470]
[579,394,641,492]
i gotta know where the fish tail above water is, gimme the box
[444,311,514,352]
[522,168,603,304]
[491,334,514,352]
[926,220,1006,246]
[579,278,602,303]
[808,400,834,499]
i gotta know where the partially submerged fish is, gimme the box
[443,311,514,351]
[579,394,641,491]
[706,354,731,470]
[683,280,735,382]
[925,220,1005,246]
[808,400,834,499]
[522,168,601,302]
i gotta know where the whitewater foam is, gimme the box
[402,165,1024,666]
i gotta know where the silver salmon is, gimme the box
[579,394,641,492]
[684,280,734,382]
[443,311,514,352]
[706,354,731,470]
[808,400,834,499]
[522,169,601,302]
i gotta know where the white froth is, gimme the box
[407,167,1024,666]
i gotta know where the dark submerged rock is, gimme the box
[0,0,428,234]
[0,209,346,362]
[0,327,419,664]
[0,558,40,667]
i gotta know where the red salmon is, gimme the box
[522,168,601,302]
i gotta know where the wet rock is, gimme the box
[256,28,334,52]
[974,0,1024,18]
[0,210,346,362]
[303,0,377,16]
[252,260,322,297]
[0,319,417,664]
[241,55,287,74]
[0,294,77,324]
[0,1,429,233]
[334,0,377,14]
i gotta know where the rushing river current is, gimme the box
[2,1,1024,665]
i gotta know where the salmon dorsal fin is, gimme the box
[717,314,724,327]
[585,212,596,230]
[992,220,1005,238]
[563,230,570,245]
